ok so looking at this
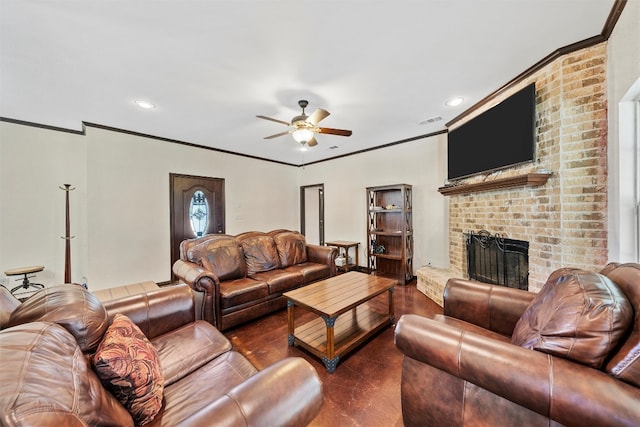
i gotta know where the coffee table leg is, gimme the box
[389,287,395,324]
[287,300,295,346]
[322,316,339,373]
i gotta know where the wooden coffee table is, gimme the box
[283,271,395,373]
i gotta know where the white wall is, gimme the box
[1,122,299,290]
[0,123,87,288]
[299,133,449,273]
[607,0,640,262]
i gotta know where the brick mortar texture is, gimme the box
[445,43,608,293]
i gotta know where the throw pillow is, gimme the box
[200,238,247,281]
[241,235,281,275]
[274,231,308,268]
[93,314,164,425]
[511,269,633,368]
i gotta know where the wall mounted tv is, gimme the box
[447,82,536,181]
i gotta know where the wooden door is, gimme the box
[170,174,225,279]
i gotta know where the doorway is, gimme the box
[170,174,225,278]
[300,184,324,245]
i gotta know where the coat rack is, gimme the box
[60,184,75,283]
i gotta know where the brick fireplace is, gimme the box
[418,42,609,305]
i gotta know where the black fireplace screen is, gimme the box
[465,231,529,290]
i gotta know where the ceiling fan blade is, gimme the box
[264,130,292,139]
[256,115,290,126]
[318,127,352,137]
[307,108,330,125]
[307,136,318,147]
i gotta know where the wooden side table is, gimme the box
[326,241,359,273]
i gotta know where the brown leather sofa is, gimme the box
[0,283,323,426]
[394,263,640,427]
[173,229,338,331]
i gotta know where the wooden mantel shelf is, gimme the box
[438,172,552,196]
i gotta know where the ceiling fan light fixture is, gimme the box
[299,143,308,152]
[292,128,314,143]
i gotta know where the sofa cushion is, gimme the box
[93,314,164,426]
[8,284,108,353]
[250,269,304,294]
[155,351,258,426]
[152,320,232,387]
[240,234,281,275]
[1,322,134,426]
[511,268,633,368]
[219,277,269,309]
[199,237,247,281]
[274,231,308,268]
[285,263,330,284]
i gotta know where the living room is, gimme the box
[0,1,636,293]
[1,1,639,426]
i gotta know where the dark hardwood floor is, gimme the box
[223,279,443,426]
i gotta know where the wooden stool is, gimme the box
[4,265,45,298]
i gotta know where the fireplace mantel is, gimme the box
[438,172,552,196]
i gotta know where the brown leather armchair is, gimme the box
[394,263,640,427]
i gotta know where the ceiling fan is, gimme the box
[257,100,352,148]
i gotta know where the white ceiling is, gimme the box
[0,0,616,166]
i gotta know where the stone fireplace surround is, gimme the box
[418,43,608,305]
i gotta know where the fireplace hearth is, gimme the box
[465,230,529,290]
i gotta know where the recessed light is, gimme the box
[445,97,464,107]
[134,100,156,109]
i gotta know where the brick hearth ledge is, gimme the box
[416,266,455,307]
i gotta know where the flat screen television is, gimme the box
[447,82,536,181]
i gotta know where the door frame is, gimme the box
[169,173,225,279]
[300,184,325,245]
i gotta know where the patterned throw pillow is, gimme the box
[93,314,164,425]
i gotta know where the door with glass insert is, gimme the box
[170,174,225,279]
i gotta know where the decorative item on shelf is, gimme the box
[385,204,400,210]
[370,239,384,254]
[373,244,386,254]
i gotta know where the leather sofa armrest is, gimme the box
[1,285,21,329]
[102,283,196,339]
[178,357,324,427]
[444,278,535,336]
[172,259,221,327]
[395,314,640,426]
[307,244,338,276]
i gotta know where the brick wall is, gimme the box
[447,43,608,292]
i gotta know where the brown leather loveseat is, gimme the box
[173,229,338,330]
[0,283,323,426]
[395,263,640,426]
